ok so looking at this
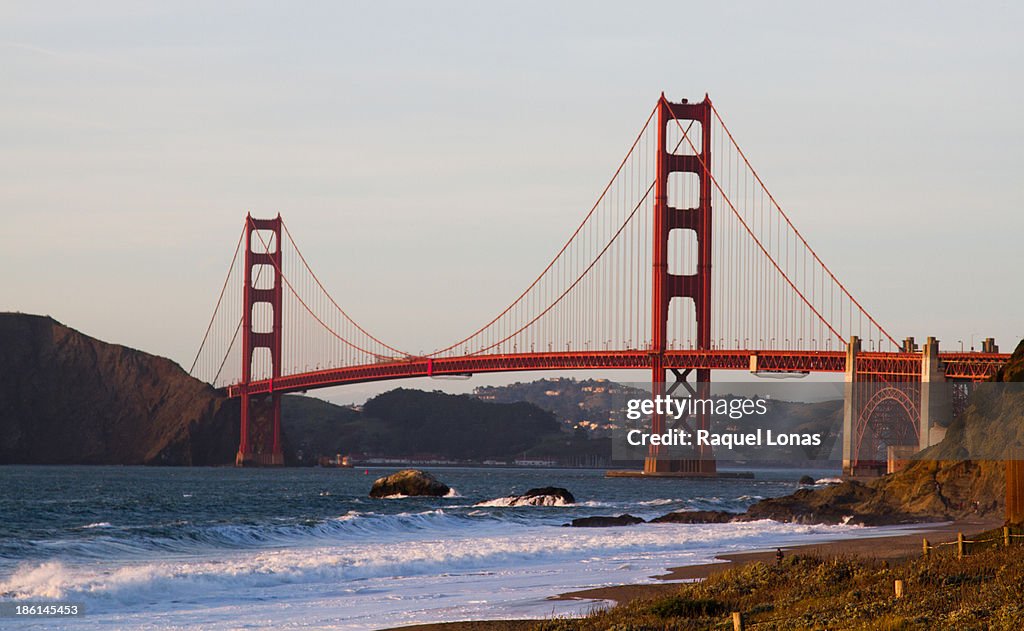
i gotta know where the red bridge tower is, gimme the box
[237,214,285,466]
[645,94,716,475]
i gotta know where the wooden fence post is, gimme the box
[894,579,904,598]
[732,611,744,631]
[957,532,965,559]
[1004,526,1011,548]
[922,538,929,557]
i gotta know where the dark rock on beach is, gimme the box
[369,469,451,498]
[649,510,738,524]
[566,514,644,527]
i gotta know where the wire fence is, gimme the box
[924,526,1024,559]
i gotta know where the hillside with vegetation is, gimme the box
[0,313,238,465]
[474,378,646,430]
[281,388,611,464]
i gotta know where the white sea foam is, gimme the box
[20,510,496,563]
[2,518,880,631]
[638,498,682,506]
[475,495,571,507]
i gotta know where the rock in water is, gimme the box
[519,487,575,505]
[566,514,644,527]
[476,486,576,507]
[369,469,451,498]
[649,510,737,524]
[798,475,816,485]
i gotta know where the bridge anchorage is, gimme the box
[842,335,1007,478]
[189,92,1010,473]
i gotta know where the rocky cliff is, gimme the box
[0,313,238,465]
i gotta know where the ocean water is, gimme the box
[1,465,887,630]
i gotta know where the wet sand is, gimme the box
[382,516,1002,630]
[386,623,541,631]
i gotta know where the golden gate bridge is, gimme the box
[189,93,1009,475]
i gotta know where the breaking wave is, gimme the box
[475,495,571,507]
[1,519,860,612]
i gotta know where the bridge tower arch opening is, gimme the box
[854,386,921,474]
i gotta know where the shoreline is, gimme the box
[553,515,1000,606]
[383,515,1003,631]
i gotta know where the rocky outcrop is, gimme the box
[0,313,238,465]
[741,480,910,525]
[566,514,644,527]
[519,486,575,505]
[995,341,1024,383]
[369,469,451,498]
[566,510,738,526]
[739,460,1006,526]
[649,510,738,524]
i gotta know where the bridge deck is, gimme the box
[224,350,1009,397]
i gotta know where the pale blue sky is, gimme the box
[2,2,1022,403]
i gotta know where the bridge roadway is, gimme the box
[225,350,1009,397]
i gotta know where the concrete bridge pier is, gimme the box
[841,336,860,476]
[919,337,949,451]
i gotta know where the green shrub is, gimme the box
[646,596,728,619]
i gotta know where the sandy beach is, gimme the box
[385,516,1003,631]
